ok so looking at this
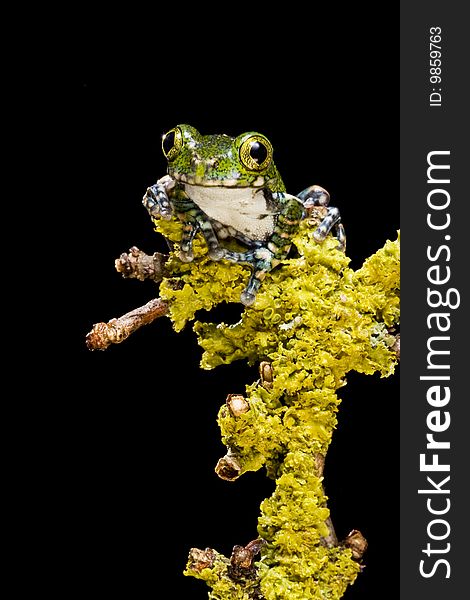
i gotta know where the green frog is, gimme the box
[143,124,345,305]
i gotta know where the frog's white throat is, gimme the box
[184,183,275,241]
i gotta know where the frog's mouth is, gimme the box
[170,172,266,188]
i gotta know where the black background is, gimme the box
[58,7,399,598]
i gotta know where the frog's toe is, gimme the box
[143,185,173,220]
[240,290,256,306]
[313,226,328,242]
[142,194,158,214]
[160,210,173,221]
[208,247,226,261]
[178,250,194,263]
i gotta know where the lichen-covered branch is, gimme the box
[150,217,399,599]
[86,297,168,350]
[392,332,400,360]
[87,212,399,598]
[186,540,266,600]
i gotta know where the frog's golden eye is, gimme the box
[239,135,273,171]
[162,127,183,161]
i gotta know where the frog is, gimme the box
[143,124,345,306]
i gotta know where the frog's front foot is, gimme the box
[313,206,340,242]
[313,206,346,252]
[297,184,346,251]
[142,176,174,221]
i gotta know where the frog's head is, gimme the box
[161,124,284,192]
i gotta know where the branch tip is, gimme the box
[187,547,216,572]
[115,246,169,282]
[259,361,273,390]
[215,450,241,481]
[229,538,266,581]
[86,297,169,351]
[343,529,368,561]
[226,394,250,417]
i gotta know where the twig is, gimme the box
[86,247,170,351]
[187,547,216,571]
[228,538,267,581]
[215,449,242,481]
[343,529,368,561]
[187,539,266,599]
[115,246,169,282]
[86,297,169,350]
[393,333,400,360]
[314,453,339,548]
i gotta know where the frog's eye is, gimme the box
[239,135,273,171]
[162,127,183,161]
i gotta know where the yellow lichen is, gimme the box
[153,215,400,599]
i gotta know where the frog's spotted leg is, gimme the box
[170,187,225,262]
[143,180,225,262]
[297,184,346,251]
[142,175,175,220]
[222,194,304,306]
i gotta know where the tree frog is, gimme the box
[143,124,345,306]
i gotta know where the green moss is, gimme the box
[153,216,400,599]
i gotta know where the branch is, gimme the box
[228,538,267,582]
[313,454,339,548]
[115,246,169,282]
[86,247,171,351]
[86,297,169,350]
[343,530,368,561]
[186,539,266,599]
[393,333,400,360]
[215,397,341,548]
[213,367,369,562]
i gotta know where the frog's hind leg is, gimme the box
[215,229,273,305]
[178,218,198,262]
[297,184,346,251]
[178,214,225,262]
[173,192,225,261]
[196,217,226,260]
[222,196,303,306]
[221,247,280,306]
